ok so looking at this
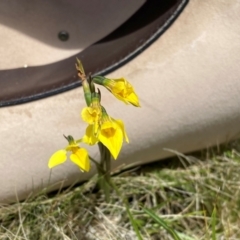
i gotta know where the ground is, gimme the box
[1,140,240,240]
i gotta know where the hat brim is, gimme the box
[0,0,187,106]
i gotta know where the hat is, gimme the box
[1,0,240,202]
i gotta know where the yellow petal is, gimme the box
[98,121,123,159]
[112,79,126,93]
[81,107,101,124]
[81,107,94,124]
[65,142,79,151]
[115,119,129,143]
[112,92,129,105]
[126,92,140,107]
[70,148,90,172]
[107,78,140,106]
[82,124,99,145]
[48,149,67,168]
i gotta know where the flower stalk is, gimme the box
[48,59,142,238]
[98,142,111,202]
[48,58,140,201]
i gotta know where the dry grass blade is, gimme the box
[1,140,240,239]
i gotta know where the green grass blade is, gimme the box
[142,207,181,240]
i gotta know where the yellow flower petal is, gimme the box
[98,120,123,159]
[105,78,140,107]
[81,106,102,134]
[81,107,99,124]
[115,119,129,143]
[65,143,79,151]
[126,92,140,107]
[70,148,90,172]
[48,149,67,168]
[82,124,99,145]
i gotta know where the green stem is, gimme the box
[89,156,105,175]
[97,142,111,202]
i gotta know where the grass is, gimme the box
[1,140,240,239]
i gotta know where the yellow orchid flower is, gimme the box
[83,112,129,159]
[93,76,140,107]
[98,118,129,159]
[81,94,102,134]
[48,136,90,172]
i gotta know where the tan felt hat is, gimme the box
[1,0,240,203]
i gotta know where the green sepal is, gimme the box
[92,76,106,85]
[87,74,96,94]
[82,80,92,106]
[84,92,92,107]
[91,91,101,102]
[63,135,75,144]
